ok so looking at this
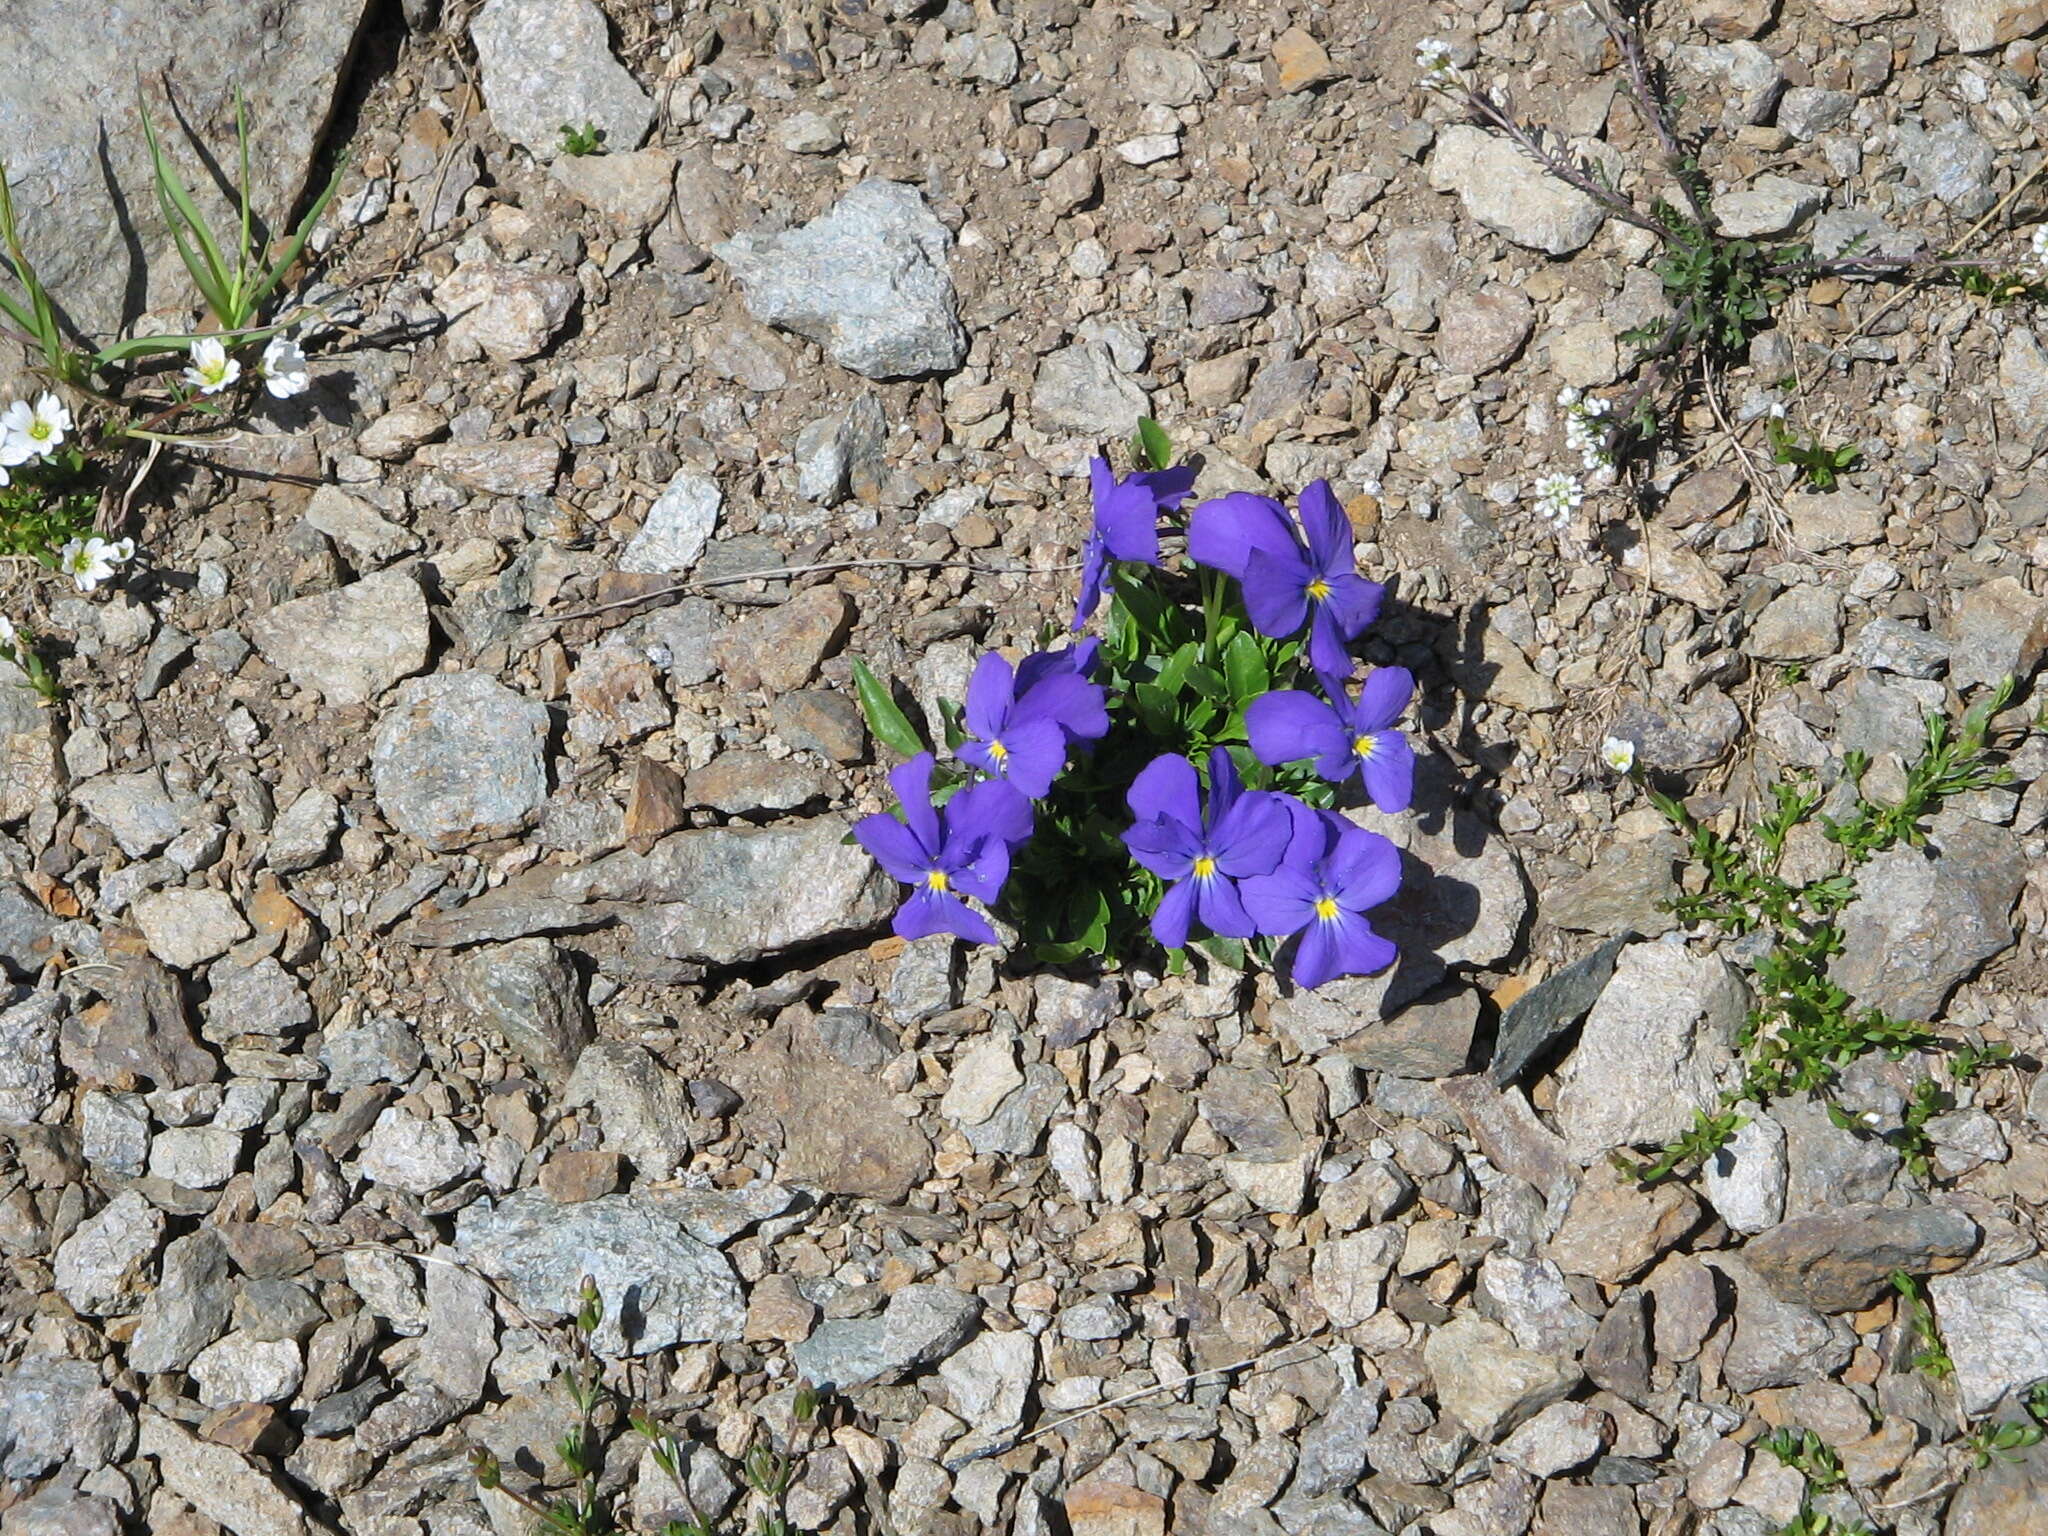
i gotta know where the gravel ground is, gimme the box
[4,1,2048,1534]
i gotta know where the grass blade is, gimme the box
[851,659,927,760]
[138,94,234,321]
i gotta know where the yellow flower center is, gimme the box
[1314,896,1340,921]
[1353,733,1377,760]
[987,738,1009,764]
[1192,855,1217,879]
[28,420,49,441]
[925,870,951,893]
[1306,577,1332,602]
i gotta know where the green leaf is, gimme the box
[1223,630,1269,704]
[851,659,927,759]
[1185,662,1226,703]
[1134,416,1172,472]
[1196,935,1246,970]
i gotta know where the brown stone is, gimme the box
[744,1272,818,1343]
[624,757,690,850]
[1265,27,1340,93]
[537,1148,624,1203]
[1064,1478,1168,1536]
[200,1402,296,1458]
[1744,1204,1979,1312]
[1546,1161,1705,1284]
[714,585,856,693]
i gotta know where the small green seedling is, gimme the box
[1890,1270,1953,1381]
[1767,416,1862,491]
[559,122,606,156]
[1762,1426,1849,1492]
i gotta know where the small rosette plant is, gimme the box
[853,421,1421,990]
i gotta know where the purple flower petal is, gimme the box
[950,833,1012,904]
[895,886,996,945]
[963,652,1016,742]
[1016,639,1098,694]
[1325,826,1403,912]
[1242,543,1314,643]
[1208,790,1292,878]
[887,754,941,853]
[1305,604,1356,678]
[1247,691,1349,769]
[988,714,1069,798]
[1320,907,1398,982]
[1098,486,1163,565]
[1204,745,1243,827]
[1320,571,1385,640]
[1239,862,1321,936]
[950,779,1034,848]
[853,811,932,885]
[1126,753,1201,829]
[1360,732,1416,815]
[1072,537,1109,631]
[1013,671,1108,742]
[1193,872,1256,939]
[1353,665,1414,732]
[1297,479,1352,572]
[1123,815,1202,879]
[1187,492,1294,577]
[1290,917,1344,991]
[1151,878,1198,950]
[1133,463,1198,511]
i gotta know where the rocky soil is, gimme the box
[4,0,2048,1534]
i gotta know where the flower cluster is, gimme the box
[1415,37,1456,78]
[0,392,71,488]
[1531,472,1584,531]
[855,444,1422,992]
[1557,385,1612,472]
[56,536,137,594]
[182,334,309,400]
[2030,225,2048,280]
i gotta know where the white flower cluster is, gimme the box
[1531,472,1584,530]
[56,536,136,594]
[2028,225,2048,281]
[1557,386,1613,471]
[1416,37,1456,78]
[181,334,309,400]
[0,392,72,488]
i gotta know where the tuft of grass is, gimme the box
[1766,416,1862,491]
[1620,678,2021,1183]
[1763,1426,1849,1492]
[1891,1270,1953,1381]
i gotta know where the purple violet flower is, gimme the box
[853,753,1033,945]
[1187,480,1384,675]
[1122,747,1292,949]
[1240,802,1402,990]
[1246,666,1417,813]
[1074,455,1199,630]
[958,648,1109,797]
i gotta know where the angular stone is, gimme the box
[456,1190,744,1357]
[372,673,551,850]
[415,439,562,496]
[713,586,855,693]
[1122,44,1209,106]
[1314,1227,1405,1329]
[1711,175,1824,238]
[714,180,965,379]
[249,568,429,707]
[53,1192,163,1316]
[1716,1254,1856,1392]
[470,0,654,160]
[1554,943,1746,1161]
[1928,1260,2048,1414]
[549,146,676,231]
[1497,1401,1609,1478]
[1945,1428,2048,1535]
[1547,1161,1704,1284]
[133,889,250,970]
[1948,575,2048,690]
[1747,584,1843,662]
[565,1039,694,1178]
[567,637,669,749]
[129,1228,234,1374]
[72,771,190,858]
[0,989,60,1124]
[1701,1111,1787,1235]
[266,786,339,875]
[791,1284,981,1390]
[359,1107,480,1194]
[0,1355,128,1478]
[1032,341,1148,436]
[1424,1314,1581,1442]
[621,470,721,574]
[1435,286,1534,375]
[139,1409,311,1536]
[453,939,592,1086]
[1265,26,1340,93]
[304,485,419,566]
[1745,1204,1979,1312]
[1829,817,2022,1019]
[1429,124,1605,255]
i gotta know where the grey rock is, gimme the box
[1780,1092,1901,1218]
[419,1248,497,1405]
[1811,206,1920,265]
[1424,1314,1581,1442]
[456,1190,746,1356]
[1554,942,1747,1161]
[1313,1227,1405,1329]
[792,1284,982,1390]
[0,1492,122,1536]
[962,1062,1067,1157]
[1716,1254,1857,1392]
[564,1039,694,1178]
[1746,584,1843,662]
[775,111,843,154]
[148,1125,243,1188]
[470,0,653,160]
[1477,1253,1600,1357]
[1547,836,1681,941]
[942,1036,1023,1128]
[1497,1401,1609,1478]
[454,939,592,1085]
[1295,1385,1385,1498]
[202,955,312,1043]
[0,659,62,823]
[415,439,561,495]
[1829,817,2022,1018]
[1778,87,1856,140]
[1746,1204,1979,1312]
[1945,0,2048,53]
[795,394,886,504]
[715,180,966,378]
[1428,124,1606,255]
[1928,1260,2048,1414]
[730,1013,932,1201]
[80,1091,150,1178]
[1856,617,1950,679]
[1584,1289,1653,1404]
[1547,1160,1704,1284]
[60,955,214,1090]
[0,1,369,371]
[1711,176,1824,238]
[937,1328,1035,1461]
[621,470,722,574]
[358,1107,481,1194]
[52,1192,163,1316]
[1123,44,1209,105]
[189,1332,303,1407]
[72,771,190,858]
[231,1279,325,1343]
[266,787,339,875]
[548,146,677,230]
[570,816,896,964]
[1188,269,1267,328]
[1383,222,1457,331]
[1787,486,1885,552]
[1945,1430,2048,1536]
[1436,286,1534,375]
[2001,327,2048,446]
[0,1355,129,1477]
[372,673,551,850]
[138,1409,311,1536]
[1897,118,1996,217]
[320,1014,425,1090]
[0,989,61,1123]
[1060,1295,1131,1340]
[437,260,580,362]
[356,403,447,460]
[250,568,430,707]
[1948,574,2048,690]
[1674,39,1785,125]
[303,486,419,566]
[0,883,56,979]
[1032,341,1148,436]
[1492,934,1631,1086]
[132,889,249,970]
[1702,1111,1788,1235]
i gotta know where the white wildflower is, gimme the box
[1600,736,1636,775]
[0,392,71,461]
[183,336,241,396]
[1532,472,1584,529]
[1416,38,1455,77]
[0,616,15,651]
[2031,224,2048,274]
[56,536,136,594]
[258,334,310,399]
[1561,392,1613,469]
